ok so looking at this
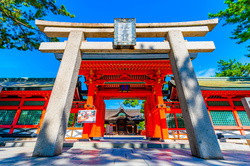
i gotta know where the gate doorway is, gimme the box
[79,60,170,141]
[104,99,144,136]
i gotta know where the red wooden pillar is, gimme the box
[154,84,169,140]
[147,95,154,138]
[144,99,149,137]
[150,92,162,139]
[145,96,153,138]
[101,98,106,137]
[89,94,102,138]
[82,82,95,139]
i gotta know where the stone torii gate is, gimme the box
[32,18,223,159]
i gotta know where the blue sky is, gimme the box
[0,0,249,109]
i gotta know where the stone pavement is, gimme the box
[0,146,250,166]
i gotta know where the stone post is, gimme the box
[167,30,223,159]
[33,31,84,157]
[241,97,250,119]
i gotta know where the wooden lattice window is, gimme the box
[0,101,20,106]
[166,113,176,128]
[237,111,250,126]
[23,101,45,106]
[176,113,185,128]
[233,101,243,106]
[67,113,83,127]
[207,101,230,106]
[0,110,17,125]
[210,111,237,126]
[74,113,83,127]
[166,113,185,128]
[17,110,42,125]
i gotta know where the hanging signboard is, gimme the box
[120,85,130,92]
[77,109,96,123]
[114,18,136,46]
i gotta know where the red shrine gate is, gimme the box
[79,60,171,140]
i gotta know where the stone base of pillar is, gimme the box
[161,139,171,142]
[148,137,161,141]
[79,139,90,142]
[91,137,101,141]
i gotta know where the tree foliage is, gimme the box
[122,99,145,113]
[140,100,145,113]
[123,99,146,130]
[209,0,249,54]
[215,59,250,77]
[137,121,145,131]
[0,0,74,51]
[123,99,140,108]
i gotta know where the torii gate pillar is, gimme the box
[33,31,83,157]
[167,30,223,159]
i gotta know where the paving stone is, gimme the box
[0,146,250,165]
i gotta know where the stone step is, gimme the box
[2,141,190,149]
[3,141,36,147]
[63,142,190,149]
[2,140,249,151]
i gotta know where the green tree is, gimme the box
[215,59,250,77]
[140,100,145,113]
[123,99,140,108]
[137,121,145,131]
[209,0,249,55]
[0,0,74,51]
[123,99,145,130]
[123,99,145,113]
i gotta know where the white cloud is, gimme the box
[196,68,216,77]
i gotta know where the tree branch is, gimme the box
[0,5,38,31]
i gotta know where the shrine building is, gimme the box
[0,77,249,139]
[105,107,144,135]
[0,18,249,159]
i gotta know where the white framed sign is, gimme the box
[77,109,96,123]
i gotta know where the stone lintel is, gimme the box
[43,26,209,38]
[54,53,198,60]
[36,18,218,32]
[39,41,215,53]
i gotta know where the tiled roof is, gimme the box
[169,77,250,90]
[0,78,55,90]
[1,77,249,91]
[197,77,250,90]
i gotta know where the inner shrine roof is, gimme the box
[105,108,143,121]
